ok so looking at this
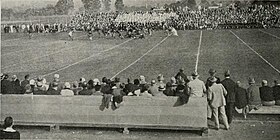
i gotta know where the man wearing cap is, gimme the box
[207,77,229,130]
[273,80,280,105]
[247,77,262,111]
[206,69,221,89]
[221,70,236,124]
[187,72,206,97]
[259,80,275,106]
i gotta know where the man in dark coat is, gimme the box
[259,80,275,106]
[221,70,236,124]
[273,80,280,105]
[175,68,188,82]
[1,74,13,94]
[47,82,61,95]
[235,81,249,118]
[21,74,30,93]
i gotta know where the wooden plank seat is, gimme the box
[249,105,280,115]
[0,95,208,135]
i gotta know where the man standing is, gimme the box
[221,70,236,124]
[207,77,229,130]
[187,72,206,97]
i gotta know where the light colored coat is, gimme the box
[207,83,227,108]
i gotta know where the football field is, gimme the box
[1,29,280,87]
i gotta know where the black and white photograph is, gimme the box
[1,0,280,139]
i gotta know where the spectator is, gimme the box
[79,77,86,87]
[164,82,175,96]
[206,69,221,89]
[72,81,82,95]
[156,84,167,97]
[128,79,141,96]
[21,74,30,92]
[101,77,111,95]
[78,82,93,95]
[87,79,95,92]
[148,79,159,96]
[61,82,74,96]
[1,74,13,94]
[139,75,148,92]
[93,85,103,96]
[273,80,280,105]
[187,72,206,97]
[29,79,36,92]
[0,116,20,140]
[93,78,100,86]
[247,77,262,111]
[207,77,229,130]
[175,68,188,82]
[24,84,33,94]
[259,80,275,106]
[33,82,47,95]
[235,81,249,119]
[124,78,133,95]
[221,70,236,124]
[175,81,190,104]
[46,82,61,95]
[11,75,23,94]
[140,84,152,97]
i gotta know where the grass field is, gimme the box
[1,29,280,87]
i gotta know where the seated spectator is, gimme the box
[47,82,61,95]
[155,84,167,97]
[148,79,159,96]
[61,82,74,96]
[235,81,249,119]
[101,77,112,94]
[1,74,13,94]
[273,80,280,105]
[93,85,103,95]
[175,68,188,82]
[87,79,95,93]
[23,84,33,95]
[175,81,190,104]
[140,84,152,97]
[29,79,36,92]
[78,82,93,95]
[131,79,141,96]
[247,77,262,111]
[78,77,86,87]
[124,78,133,95]
[93,78,100,86]
[156,74,165,88]
[164,82,175,96]
[11,75,23,94]
[0,116,20,139]
[139,75,148,92]
[33,82,47,95]
[21,74,30,93]
[259,80,275,106]
[72,81,82,95]
[187,72,206,97]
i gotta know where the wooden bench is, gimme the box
[0,95,208,135]
[249,105,280,115]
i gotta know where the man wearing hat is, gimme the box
[206,69,221,89]
[187,72,206,97]
[207,77,229,130]
[60,82,74,96]
[221,70,236,124]
[175,68,188,83]
[247,77,262,111]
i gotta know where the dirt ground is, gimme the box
[16,116,280,140]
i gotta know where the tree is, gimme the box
[81,0,101,12]
[103,0,111,12]
[115,0,124,11]
[55,0,74,15]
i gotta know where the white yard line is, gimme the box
[195,31,203,73]
[42,38,133,78]
[230,30,280,74]
[258,29,280,40]
[110,35,170,80]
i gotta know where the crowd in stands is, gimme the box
[2,23,68,34]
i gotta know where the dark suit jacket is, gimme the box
[273,85,280,100]
[47,88,61,95]
[206,76,221,89]
[1,79,13,94]
[260,86,274,101]
[221,78,236,103]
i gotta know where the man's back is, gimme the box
[260,86,274,101]
[221,78,236,103]
[247,85,261,105]
[208,83,227,108]
[78,89,93,95]
[188,79,206,97]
